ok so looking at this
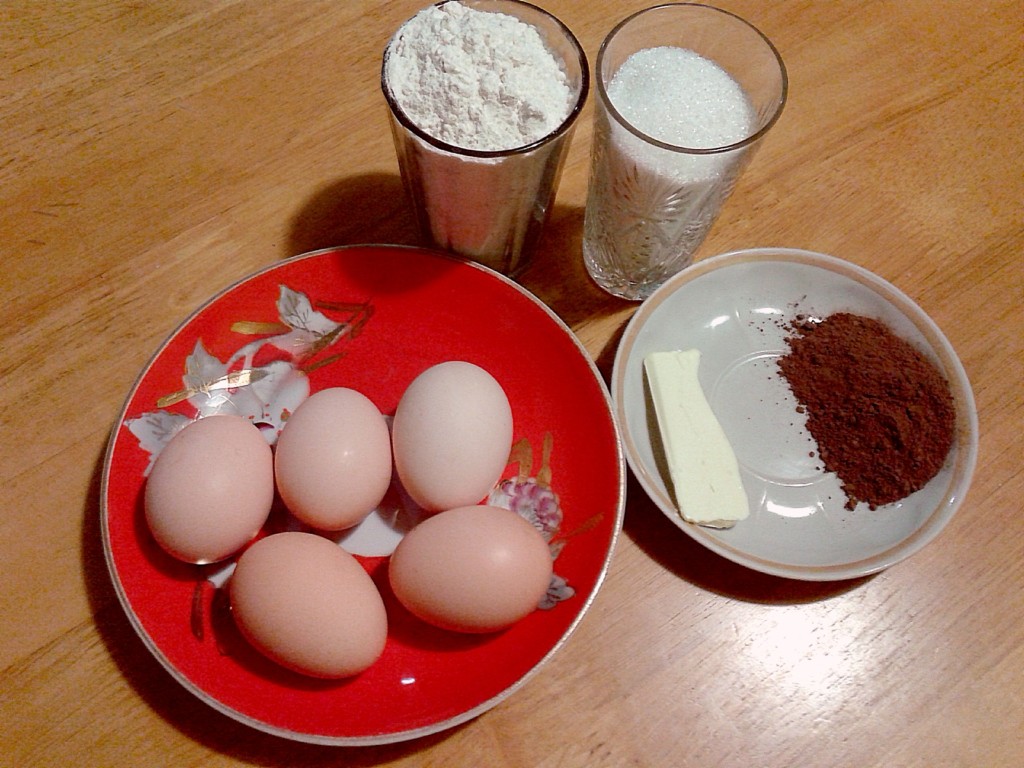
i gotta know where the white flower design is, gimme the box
[125,284,370,469]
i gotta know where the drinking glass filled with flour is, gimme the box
[382,1,588,277]
[582,4,787,300]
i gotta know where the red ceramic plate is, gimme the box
[101,245,624,745]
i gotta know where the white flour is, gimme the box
[382,2,583,275]
[384,2,572,151]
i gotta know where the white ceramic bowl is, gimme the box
[612,247,978,581]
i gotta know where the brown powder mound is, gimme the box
[777,312,956,510]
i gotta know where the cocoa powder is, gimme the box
[777,312,955,510]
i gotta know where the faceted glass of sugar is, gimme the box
[382,0,588,277]
[583,4,787,300]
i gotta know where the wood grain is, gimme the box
[2,1,1021,766]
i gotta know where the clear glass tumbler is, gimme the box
[382,0,589,278]
[582,4,787,300]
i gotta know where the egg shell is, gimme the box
[389,504,553,633]
[144,414,274,564]
[274,387,392,531]
[229,531,388,678]
[392,361,513,512]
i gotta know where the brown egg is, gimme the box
[230,532,387,678]
[274,388,393,531]
[144,414,273,564]
[389,505,553,633]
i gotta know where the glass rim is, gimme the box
[381,0,590,159]
[597,2,789,155]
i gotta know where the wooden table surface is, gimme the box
[3,1,1022,766]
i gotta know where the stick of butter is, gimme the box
[643,349,749,529]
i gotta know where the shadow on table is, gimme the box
[286,173,420,257]
[621,471,874,603]
[82,448,461,765]
[284,171,633,333]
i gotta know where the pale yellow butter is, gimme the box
[643,349,749,529]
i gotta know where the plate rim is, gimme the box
[611,246,979,582]
[100,244,626,745]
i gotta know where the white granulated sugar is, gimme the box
[385,3,573,151]
[608,47,754,150]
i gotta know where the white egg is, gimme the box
[392,361,513,512]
